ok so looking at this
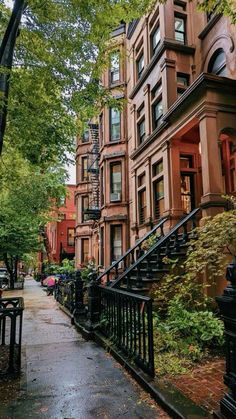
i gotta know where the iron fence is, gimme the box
[55,280,75,313]
[99,286,155,376]
[0,297,24,375]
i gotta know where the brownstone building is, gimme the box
[75,0,236,293]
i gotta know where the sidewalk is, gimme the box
[0,279,169,419]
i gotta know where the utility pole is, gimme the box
[0,0,26,155]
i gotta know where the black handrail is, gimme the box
[97,216,168,284]
[110,208,200,289]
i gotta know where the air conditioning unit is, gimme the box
[110,192,121,202]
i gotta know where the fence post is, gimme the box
[85,272,101,331]
[215,261,236,418]
[74,270,86,317]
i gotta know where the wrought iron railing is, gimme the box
[55,279,75,313]
[110,208,200,289]
[99,286,154,376]
[97,217,168,284]
[0,297,24,375]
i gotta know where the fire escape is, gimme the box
[84,123,101,221]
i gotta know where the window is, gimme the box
[81,156,88,181]
[137,53,144,79]
[99,113,104,146]
[153,100,163,129]
[136,103,145,145]
[174,16,186,44]
[137,119,146,144]
[181,174,194,214]
[152,160,164,220]
[81,238,89,263]
[101,166,104,206]
[151,26,160,56]
[151,81,163,130]
[180,154,195,213]
[110,108,121,141]
[82,195,89,222]
[67,228,75,246]
[111,225,122,262]
[177,73,189,96]
[100,227,104,266]
[153,179,164,219]
[180,155,193,169]
[82,129,89,143]
[110,162,122,202]
[110,51,120,83]
[208,49,227,76]
[153,160,163,176]
[137,173,146,224]
[174,0,187,11]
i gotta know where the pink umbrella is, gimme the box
[43,276,56,287]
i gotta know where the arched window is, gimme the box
[208,49,227,76]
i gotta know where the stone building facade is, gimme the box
[75,0,236,290]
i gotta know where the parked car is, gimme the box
[0,268,9,288]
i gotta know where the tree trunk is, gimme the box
[0,0,27,154]
[4,253,14,289]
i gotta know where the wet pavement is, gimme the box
[0,279,169,419]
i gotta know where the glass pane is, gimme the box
[137,54,144,76]
[152,26,160,51]
[211,51,225,73]
[155,179,164,199]
[153,160,163,176]
[110,52,119,71]
[154,101,163,120]
[110,109,120,140]
[175,17,184,31]
[177,75,189,86]
[181,175,192,213]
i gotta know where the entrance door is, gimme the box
[180,173,195,214]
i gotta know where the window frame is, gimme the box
[67,228,75,246]
[152,160,164,221]
[136,103,146,145]
[174,14,186,44]
[81,238,89,264]
[81,156,89,182]
[151,81,163,130]
[82,195,89,222]
[110,224,122,263]
[136,51,144,80]
[110,161,122,202]
[109,107,121,142]
[110,51,120,84]
[137,172,147,225]
[150,24,161,57]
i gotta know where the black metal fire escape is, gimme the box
[84,123,101,220]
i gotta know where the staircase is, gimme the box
[98,208,200,294]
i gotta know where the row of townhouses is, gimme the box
[75,0,236,296]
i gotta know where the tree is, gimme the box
[0,0,156,163]
[0,151,67,288]
[197,0,236,24]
